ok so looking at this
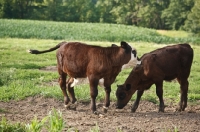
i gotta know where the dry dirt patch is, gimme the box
[0,96,200,132]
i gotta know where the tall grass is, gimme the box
[0,117,26,132]
[0,19,199,44]
[0,109,68,132]
[26,109,65,132]
[26,116,47,132]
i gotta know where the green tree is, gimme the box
[56,0,95,22]
[95,0,115,23]
[0,0,15,18]
[137,0,169,29]
[108,0,169,28]
[72,0,98,22]
[0,0,44,19]
[44,0,63,21]
[184,0,200,36]
[109,0,138,25]
[161,0,194,30]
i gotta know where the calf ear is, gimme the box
[111,44,118,47]
[120,41,128,49]
[117,84,122,90]
[132,49,137,57]
[126,84,131,91]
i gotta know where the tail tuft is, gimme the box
[27,49,40,54]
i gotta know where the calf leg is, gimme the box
[155,82,165,112]
[177,78,189,111]
[131,90,144,112]
[59,72,70,107]
[88,76,99,113]
[66,77,77,103]
[103,86,111,113]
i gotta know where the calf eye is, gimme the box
[119,92,126,100]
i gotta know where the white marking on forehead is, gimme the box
[129,46,137,61]
[130,51,137,61]
[121,47,138,69]
[130,47,142,65]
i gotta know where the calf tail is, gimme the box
[28,41,66,54]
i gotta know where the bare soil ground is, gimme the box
[1,65,200,132]
[0,97,200,132]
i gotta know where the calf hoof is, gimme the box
[175,107,185,112]
[158,107,165,112]
[158,108,164,112]
[175,107,182,112]
[131,105,138,113]
[64,100,70,107]
[71,98,77,104]
[103,106,108,113]
[64,103,77,111]
[131,108,136,113]
[69,103,77,111]
[93,111,100,115]
[64,104,71,109]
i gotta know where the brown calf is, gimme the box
[29,41,137,113]
[116,44,193,112]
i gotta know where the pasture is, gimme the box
[0,19,200,131]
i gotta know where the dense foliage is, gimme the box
[0,0,199,35]
[183,0,200,36]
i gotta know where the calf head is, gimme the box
[116,64,143,109]
[112,42,140,68]
[116,84,133,109]
[120,41,137,60]
[116,64,144,109]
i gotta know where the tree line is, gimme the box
[0,0,199,36]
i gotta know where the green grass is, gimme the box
[0,117,26,132]
[0,38,200,106]
[0,19,200,44]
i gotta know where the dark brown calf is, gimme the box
[116,44,193,112]
[29,41,136,113]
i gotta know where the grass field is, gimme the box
[0,19,200,44]
[0,19,200,104]
[0,38,200,105]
